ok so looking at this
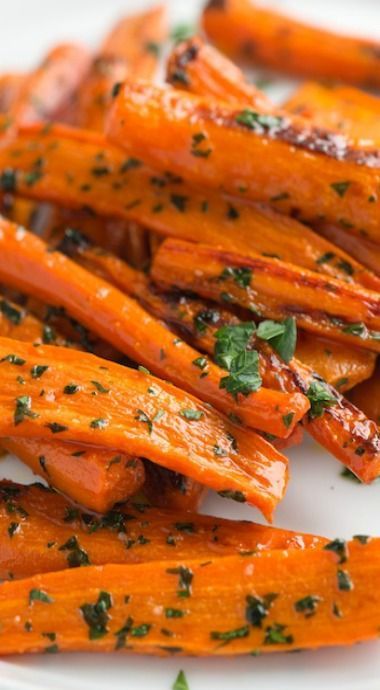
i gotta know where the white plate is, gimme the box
[0,1,379,689]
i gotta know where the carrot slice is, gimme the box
[284,82,380,148]
[76,6,167,130]
[10,43,91,124]
[0,218,308,438]
[0,538,379,655]
[107,81,380,245]
[0,121,378,291]
[0,480,325,579]
[151,239,380,353]
[0,336,289,519]
[167,35,271,110]
[202,0,380,88]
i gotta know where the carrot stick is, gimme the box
[167,35,271,110]
[0,480,325,579]
[284,82,380,148]
[0,337,290,519]
[202,0,380,88]
[61,235,380,480]
[66,234,377,394]
[10,43,92,124]
[151,239,380,353]
[0,296,146,511]
[142,462,208,512]
[316,221,380,279]
[0,121,378,291]
[106,81,380,246]
[348,362,380,425]
[0,218,308,438]
[76,5,167,131]
[0,538,379,655]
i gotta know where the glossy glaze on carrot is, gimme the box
[0,539,379,655]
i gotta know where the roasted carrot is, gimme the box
[0,336,289,519]
[10,43,91,124]
[0,121,378,291]
[59,235,380,480]
[151,239,380,353]
[284,82,380,148]
[0,296,146,511]
[0,538,379,655]
[0,73,25,113]
[107,81,380,245]
[76,5,167,130]
[0,218,308,438]
[0,480,326,579]
[66,233,377,394]
[167,35,271,110]
[202,0,380,88]
[348,363,380,425]
[2,439,144,514]
[316,221,380,278]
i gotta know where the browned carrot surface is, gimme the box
[67,234,377,394]
[285,82,380,148]
[348,362,380,425]
[0,120,379,291]
[151,239,380,353]
[202,0,380,87]
[0,218,309,438]
[142,462,208,512]
[0,538,379,655]
[167,35,272,110]
[0,480,326,579]
[106,81,380,245]
[10,43,91,124]
[0,336,289,519]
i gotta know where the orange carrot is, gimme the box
[0,336,289,519]
[76,6,167,130]
[106,81,380,245]
[10,43,91,124]
[0,73,25,113]
[202,0,380,87]
[0,218,309,438]
[284,82,380,148]
[316,221,380,278]
[142,462,208,512]
[0,480,326,579]
[0,120,379,290]
[348,362,380,425]
[167,35,271,109]
[0,538,379,655]
[151,239,380,353]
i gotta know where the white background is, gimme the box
[0,1,380,689]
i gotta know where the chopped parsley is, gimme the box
[91,380,110,394]
[236,110,285,133]
[31,365,49,379]
[0,299,23,324]
[29,588,53,605]
[14,395,39,426]
[331,181,351,198]
[80,591,112,639]
[166,566,193,598]
[1,354,26,366]
[246,593,278,627]
[180,408,204,421]
[172,670,189,690]
[257,317,297,363]
[306,381,337,418]
[337,569,353,591]
[214,323,261,398]
[63,384,79,395]
[58,536,90,568]
[324,539,348,564]
[218,490,246,503]
[90,418,108,429]
[211,625,249,645]
[294,595,321,617]
[46,422,68,433]
[264,623,293,645]
[220,266,252,289]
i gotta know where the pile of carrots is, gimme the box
[0,0,379,661]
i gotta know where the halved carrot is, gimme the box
[0,336,289,519]
[59,235,380,481]
[317,221,380,278]
[2,440,144,514]
[10,43,92,124]
[76,5,167,130]
[67,234,377,394]
[202,0,380,88]
[0,296,145,511]
[284,82,380,148]
[0,218,308,438]
[142,462,208,512]
[107,81,380,245]
[0,120,379,290]
[0,480,325,579]
[167,35,271,110]
[0,539,379,655]
[151,239,380,353]
[348,363,380,425]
